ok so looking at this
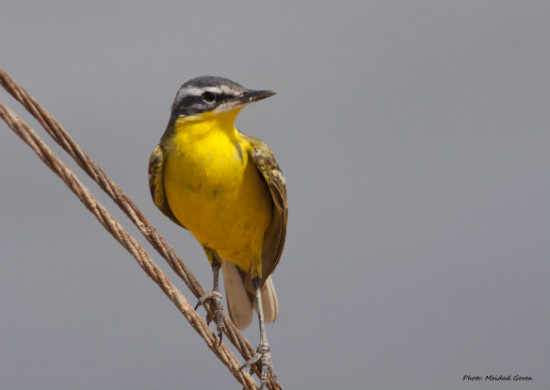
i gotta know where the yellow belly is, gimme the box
[163,124,272,272]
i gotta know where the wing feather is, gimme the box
[245,136,288,290]
[148,144,184,227]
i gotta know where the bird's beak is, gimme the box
[239,89,277,104]
[215,89,276,114]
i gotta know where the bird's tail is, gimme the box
[222,261,278,330]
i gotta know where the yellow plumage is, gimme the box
[163,110,272,277]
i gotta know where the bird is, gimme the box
[148,76,287,388]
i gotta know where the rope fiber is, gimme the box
[0,67,281,390]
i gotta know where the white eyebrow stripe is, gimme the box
[181,86,222,96]
[181,85,241,97]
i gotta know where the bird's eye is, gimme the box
[201,91,216,103]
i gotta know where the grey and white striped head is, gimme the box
[170,76,276,119]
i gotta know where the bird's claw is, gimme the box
[239,341,281,390]
[195,290,224,344]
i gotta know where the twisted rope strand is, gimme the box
[0,67,278,389]
[0,68,279,389]
[0,100,259,390]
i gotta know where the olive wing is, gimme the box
[148,144,184,227]
[247,137,288,289]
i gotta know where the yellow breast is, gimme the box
[162,114,273,271]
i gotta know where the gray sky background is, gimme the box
[1,2,549,389]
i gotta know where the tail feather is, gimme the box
[222,261,278,330]
[259,276,278,324]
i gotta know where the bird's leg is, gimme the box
[239,277,281,390]
[195,259,224,344]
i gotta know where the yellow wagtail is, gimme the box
[148,76,287,387]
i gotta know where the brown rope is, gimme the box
[0,67,280,390]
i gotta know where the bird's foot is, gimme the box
[195,290,223,344]
[240,340,281,390]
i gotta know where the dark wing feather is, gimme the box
[148,144,185,227]
[245,136,288,291]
